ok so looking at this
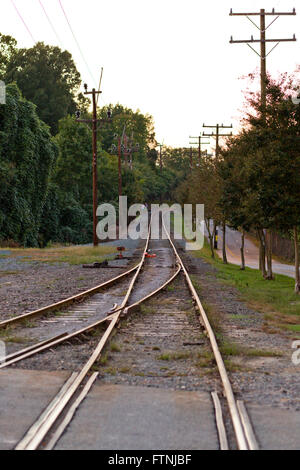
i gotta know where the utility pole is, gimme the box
[111,131,139,196]
[202,123,233,160]
[76,84,112,247]
[189,147,193,169]
[157,143,163,170]
[126,133,140,170]
[230,8,296,277]
[189,135,210,164]
[230,8,296,111]
[123,134,129,168]
[118,137,122,196]
[202,123,232,264]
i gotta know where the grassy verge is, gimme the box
[192,239,300,334]
[0,244,117,265]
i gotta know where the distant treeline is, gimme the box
[0,35,191,247]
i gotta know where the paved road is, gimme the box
[214,226,295,279]
[2,369,300,450]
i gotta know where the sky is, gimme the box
[1,0,300,149]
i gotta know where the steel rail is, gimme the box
[0,265,181,370]
[15,226,153,449]
[0,262,140,330]
[161,218,249,450]
[2,332,68,362]
[237,401,259,450]
[211,391,229,450]
[14,223,183,450]
[44,372,99,450]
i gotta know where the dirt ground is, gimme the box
[0,263,126,321]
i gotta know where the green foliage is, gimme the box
[219,72,300,235]
[3,41,83,134]
[0,84,58,246]
[0,36,190,247]
[0,33,17,78]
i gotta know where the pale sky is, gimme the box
[1,0,300,148]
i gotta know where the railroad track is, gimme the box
[1,218,259,450]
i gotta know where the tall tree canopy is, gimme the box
[0,84,58,246]
[0,33,17,78]
[3,41,83,134]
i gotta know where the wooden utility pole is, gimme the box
[202,123,233,160]
[117,137,122,196]
[125,133,140,171]
[157,143,163,170]
[260,10,266,109]
[189,135,210,164]
[189,147,193,169]
[202,123,232,264]
[111,131,139,196]
[76,85,112,247]
[230,8,296,111]
[230,8,297,277]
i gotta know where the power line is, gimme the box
[230,8,296,110]
[11,0,36,44]
[96,67,103,106]
[202,123,233,160]
[58,0,96,86]
[38,0,63,48]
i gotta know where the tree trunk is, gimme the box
[222,220,228,264]
[240,230,245,270]
[205,218,215,258]
[294,226,300,294]
[257,229,262,271]
[257,229,267,278]
[265,230,274,280]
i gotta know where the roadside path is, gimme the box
[215,226,295,279]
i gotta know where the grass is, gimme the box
[166,285,175,292]
[99,353,109,365]
[5,336,27,344]
[23,320,37,328]
[229,314,251,320]
[193,238,300,332]
[139,305,154,315]
[0,271,18,277]
[3,244,117,265]
[285,325,300,332]
[219,340,282,358]
[156,351,192,361]
[156,353,171,361]
[103,367,117,375]
[110,342,121,353]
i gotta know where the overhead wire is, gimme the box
[58,0,97,87]
[38,0,63,48]
[96,67,103,105]
[10,0,36,44]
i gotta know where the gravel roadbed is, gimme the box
[180,247,300,412]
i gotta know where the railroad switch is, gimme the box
[145,250,156,258]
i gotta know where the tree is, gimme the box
[4,42,83,134]
[0,84,58,246]
[219,71,300,291]
[0,33,17,79]
[176,156,221,258]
